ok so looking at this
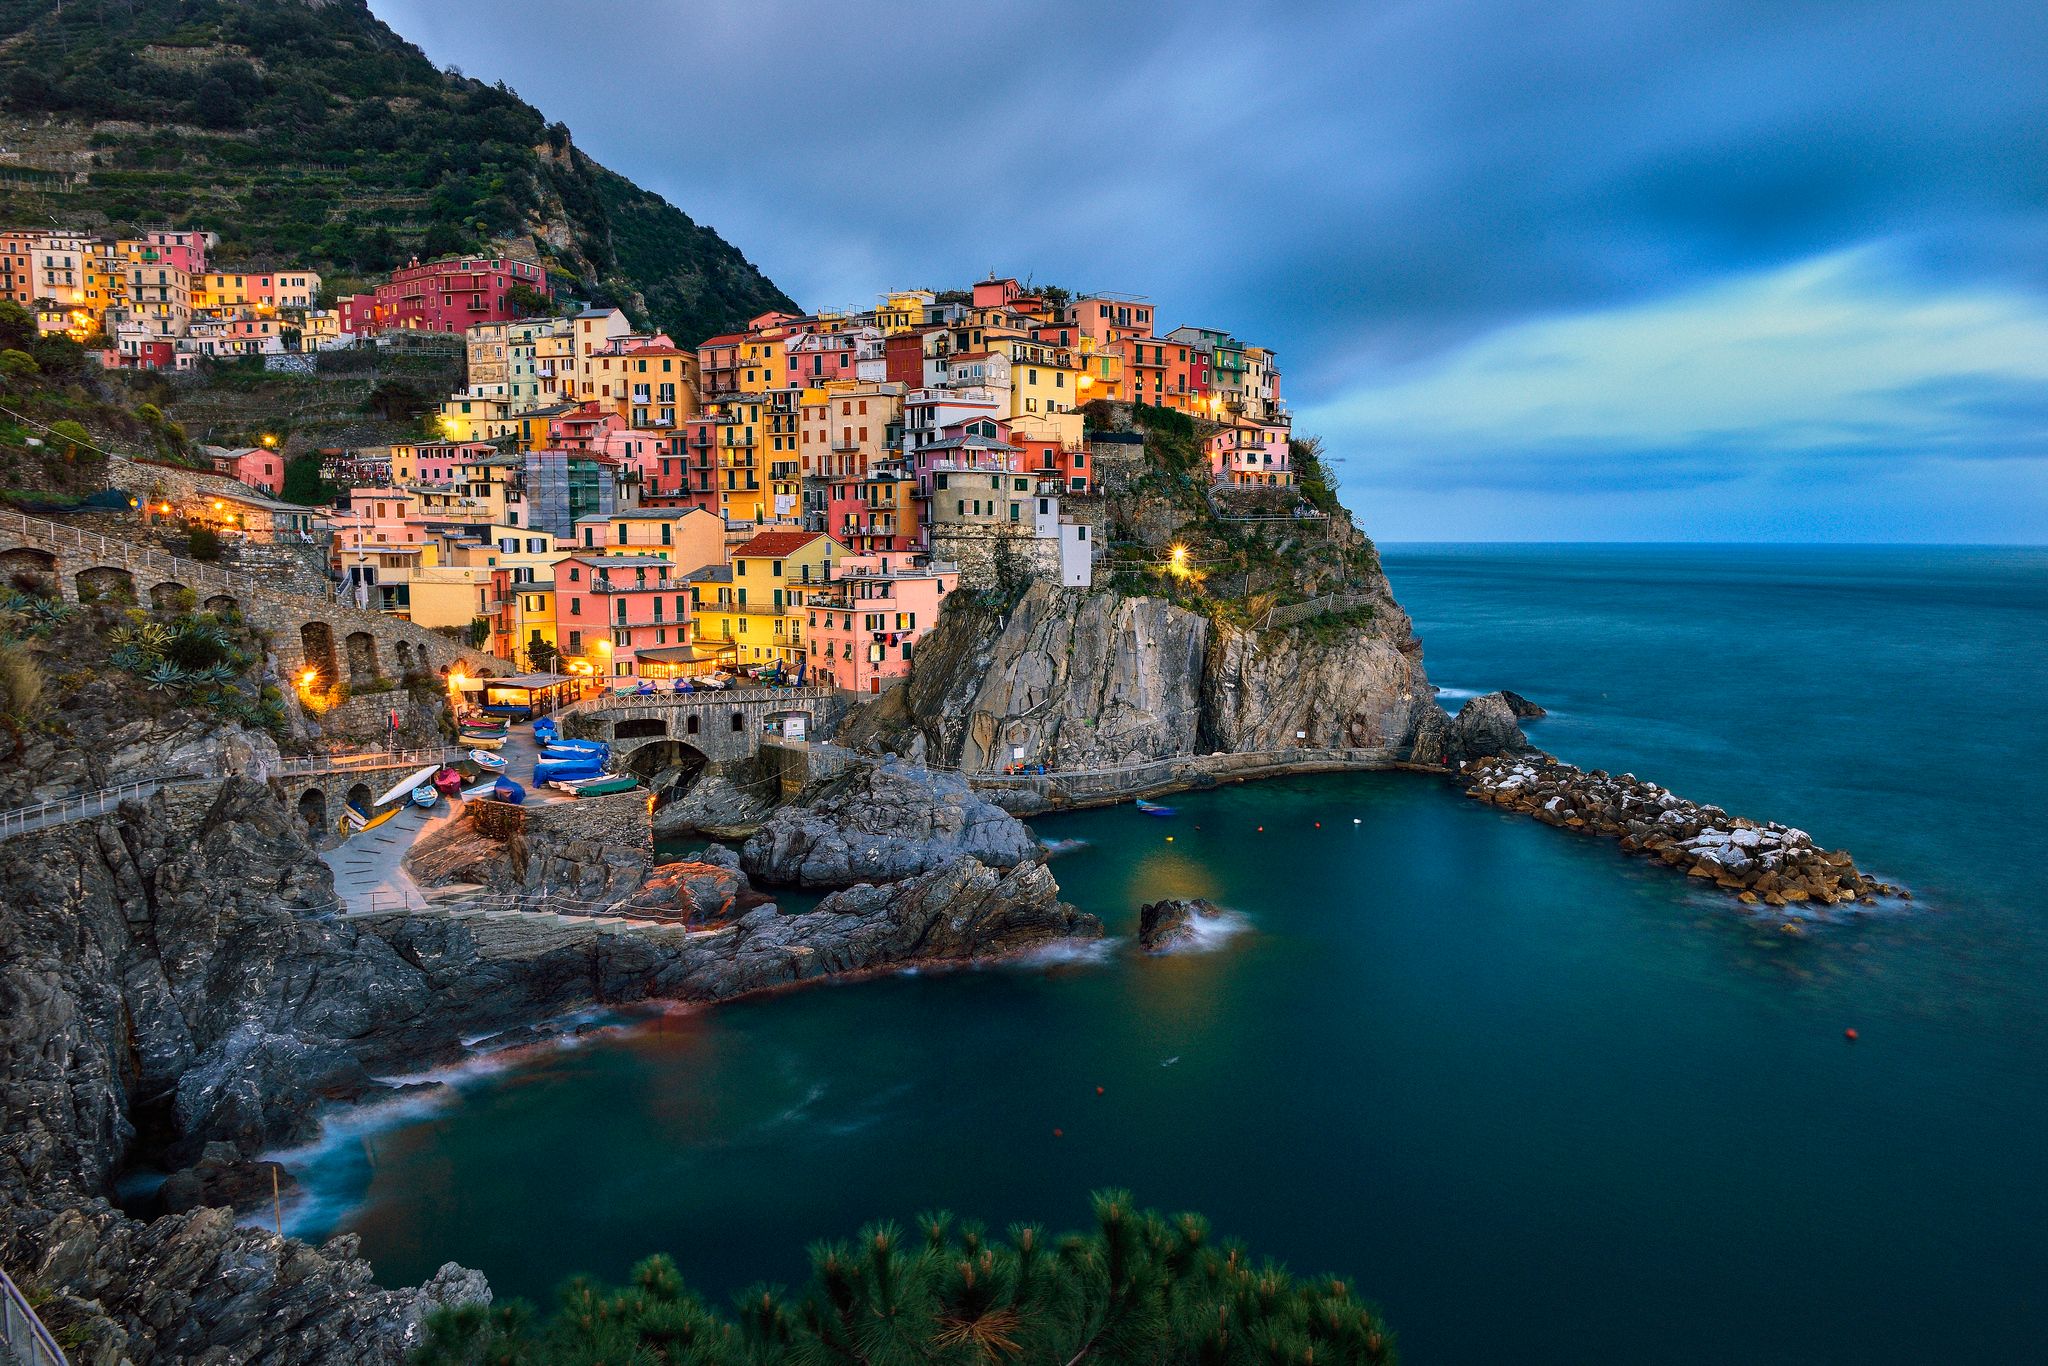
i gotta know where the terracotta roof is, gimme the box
[733,530,824,558]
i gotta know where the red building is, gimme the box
[341,256,549,335]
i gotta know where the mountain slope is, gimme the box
[0,0,796,342]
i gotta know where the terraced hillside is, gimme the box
[0,0,796,344]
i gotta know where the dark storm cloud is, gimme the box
[369,0,2048,540]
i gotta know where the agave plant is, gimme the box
[142,660,190,693]
[196,662,238,687]
[25,597,72,624]
[109,645,146,672]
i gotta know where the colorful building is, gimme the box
[551,552,695,680]
[341,255,549,335]
[805,552,957,694]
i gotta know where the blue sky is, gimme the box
[371,0,2047,542]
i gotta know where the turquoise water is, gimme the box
[293,546,2048,1364]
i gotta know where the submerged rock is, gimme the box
[1137,897,1225,952]
[742,758,1042,887]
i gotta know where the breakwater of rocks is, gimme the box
[1462,754,1906,910]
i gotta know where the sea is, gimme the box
[282,544,2048,1365]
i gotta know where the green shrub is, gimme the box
[186,526,222,561]
[411,1191,1397,1366]
[0,349,38,379]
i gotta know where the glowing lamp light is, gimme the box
[300,669,318,687]
[260,433,277,447]
[158,503,171,514]
[211,500,223,511]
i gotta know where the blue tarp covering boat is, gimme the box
[491,777,526,805]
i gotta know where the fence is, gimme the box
[0,505,244,598]
[1260,593,1375,631]
[0,1263,68,1366]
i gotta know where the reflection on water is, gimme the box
[285,547,2048,1366]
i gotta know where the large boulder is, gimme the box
[742,759,1041,887]
[1411,692,1528,765]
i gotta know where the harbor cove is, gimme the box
[1,2,2043,1360]
[286,545,2048,1366]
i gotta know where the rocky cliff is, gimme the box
[846,563,1442,772]
[0,776,1099,1361]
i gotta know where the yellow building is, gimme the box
[691,529,847,670]
[438,391,517,442]
[711,395,769,522]
[875,290,933,334]
[405,564,496,633]
[567,508,724,571]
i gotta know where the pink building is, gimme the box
[211,446,284,495]
[552,553,694,679]
[805,552,957,694]
[1206,423,1293,486]
[341,255,549,335]
[910,417,1018,497]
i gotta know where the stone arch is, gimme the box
[202,594,239,618]
[149,580,193,612]
[300,622,337,685]
[344,630,379,684]
[75,565,136,604]
[344,782,373,815]
[0,546,57,598]
[614,716,668,740]
[622,739,708,800]
[297,787,328,835]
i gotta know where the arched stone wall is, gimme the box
[75,565,136,603]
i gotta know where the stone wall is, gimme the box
[507,788,653,900]
[930,523,1062,592]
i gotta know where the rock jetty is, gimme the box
[1462,753,1904,908]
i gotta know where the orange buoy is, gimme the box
[1314,821,1321,828]
[1165,835,1174,842]
[1844,1028,1859,1042]
[1095,1086,1105,1095]
[1053,1128,1064,1138]
[1257,825,1264,832]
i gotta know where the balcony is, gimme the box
[769,461,800,480]
[830,438,863,453]
[589,579,684,594]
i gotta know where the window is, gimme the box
[570,599,581,616]
[731,712,745,733]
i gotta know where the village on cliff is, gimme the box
[8,226,1305,701]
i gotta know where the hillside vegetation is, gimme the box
[0,0,796,343]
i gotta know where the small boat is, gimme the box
[432,767,464,793]
[459,778,500,800]
[1136,799,1177,818]
[468,749,508,771]
[411,784,439,809]
[459,726,509,741]
[342,805,398,836]
[531,718,559,737]
[541,739,608,758]
[492,776,526,805]
[563,774,640,797]
[535,757,606,784]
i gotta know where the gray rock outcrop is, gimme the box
[0,777,1100,1363]
[742,759,1042,887]
[1137,897,1224,952]
[1412,692,1530,766]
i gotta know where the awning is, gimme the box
[634,645,720,664]
[479,672,573,691]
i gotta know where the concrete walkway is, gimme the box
[320,787,467,913]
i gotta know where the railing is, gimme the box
[0,778,171,841]
[0,746,469,841]
[0,506,242,595]
[0,1263,68,1366]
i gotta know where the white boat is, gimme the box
[459,779,500,800]
[468,749,508,770]
[373,765,442,809]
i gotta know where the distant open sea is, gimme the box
[290,544,2048,1364]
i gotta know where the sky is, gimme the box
[370,0,2048,542]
